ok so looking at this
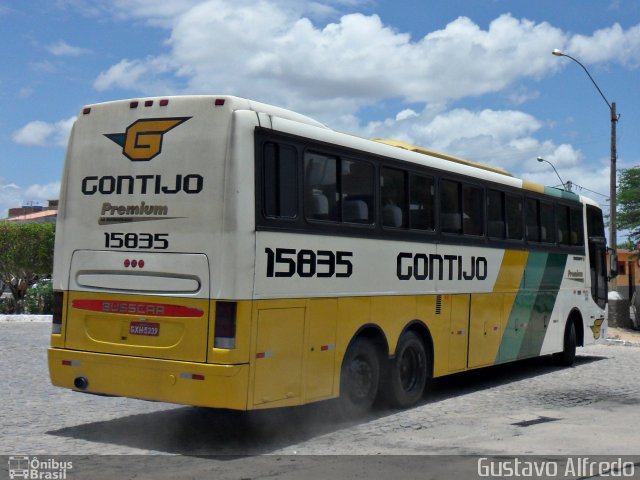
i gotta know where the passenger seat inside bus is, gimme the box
[383,203,403,227]
[344,199,369,223]
[309,191,329,219]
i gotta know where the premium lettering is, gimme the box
[101,201,168,216]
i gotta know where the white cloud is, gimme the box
[92,1,640,122]
[94,57,175,93]
[567,23,640,68]
[24,182,61,201]
[47,40,91,57]
[12,117,76,148]
[507,86,540,106]
[357,105,583,178]
[92,3,570,111]
[84,0,637,211]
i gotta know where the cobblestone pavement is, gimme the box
[2,322,640,460]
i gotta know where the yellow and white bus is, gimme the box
[49,95,610,414]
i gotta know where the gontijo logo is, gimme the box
[105,117,190,161]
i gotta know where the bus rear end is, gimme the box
[48,96,255,409]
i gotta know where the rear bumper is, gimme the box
[48,348,250,410]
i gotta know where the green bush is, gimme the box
[0,295,16,314]
[23,280,54,314]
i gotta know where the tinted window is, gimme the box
[506,194,523,240]
[342,159,374,224]
[587,205,605,238]
[304,152,338,221]
[463,184,484,236]
[557,205,570,245]
[409,174,435,231]
[540,201,555,243]
[381,167,407,228]
[570,207,584,246]
[440,179,461,234]
[264,142,298,218]
[487,189,505,239]
[525,198,540,242]
[304,153,374,224]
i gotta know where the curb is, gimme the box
[0,315,52,323]
[605,338,640,347]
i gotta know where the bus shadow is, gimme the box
[424,354,604,403]
[46,353,606,456]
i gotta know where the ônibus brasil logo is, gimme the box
[104,117,190,161]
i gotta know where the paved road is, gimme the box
[2,322,640,479]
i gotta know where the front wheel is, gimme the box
[553,320,577,366]
[382,331,429,408]
[338,339,381,417]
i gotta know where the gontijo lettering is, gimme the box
[81,174,203,195]
[397,252,488,281]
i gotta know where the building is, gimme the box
[616,249,640,302]
[3,200,58,223]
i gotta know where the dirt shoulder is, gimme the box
[607,326,640,345]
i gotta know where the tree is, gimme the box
[617,167,640,248]
[0,223,55,313]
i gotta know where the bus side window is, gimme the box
[304,152,338,221]
[557,205,570,245]
[440,179,461,234]
[462,184,484,236]
[264,142,298,219]
[342,159,374,224]
[540,201,555,243]
[506,194,523,240]
[409,174,435,231]
[381,167,407,228]
[525,198,540,242]
[570,207,584,246]
[487,189,505,239]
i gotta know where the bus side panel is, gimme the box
[497,252,568,362]
[468,293,503,368]
[304,298,338,402]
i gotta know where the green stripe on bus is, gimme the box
[518,253,567,358]
[496,252,567,363]
[543,186,581,202]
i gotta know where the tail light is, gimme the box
[214,301,236,349]
[52,291,64,334]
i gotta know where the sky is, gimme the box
[1,0,639,241]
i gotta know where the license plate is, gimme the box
[129,321,160,337]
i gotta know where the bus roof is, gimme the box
[372,138,513,177]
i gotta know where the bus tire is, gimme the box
[553,320,577,366]
[339,338,380,417]
[383,331,428,408]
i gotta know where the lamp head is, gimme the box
[552,49,564,56]
[537,156,544,162]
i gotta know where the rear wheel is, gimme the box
[553,320,577,366]
[338,339,380,417]
[383,331,428,408]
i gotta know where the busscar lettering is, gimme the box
[102,302,166,315]
[397,252,488,281]
[82,174,203,195]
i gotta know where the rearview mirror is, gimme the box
[609,253,618,279]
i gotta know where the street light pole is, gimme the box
[610,101,617,254]
[552,49,620,254]
[537,156,568,190]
